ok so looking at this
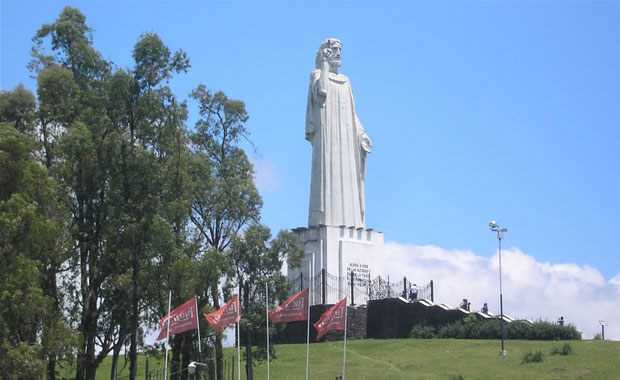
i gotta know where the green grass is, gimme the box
[67,339,620,380]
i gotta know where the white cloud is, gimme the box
[251,158,282,193]
[384,242,620,340]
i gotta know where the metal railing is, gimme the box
[288,269,433,305]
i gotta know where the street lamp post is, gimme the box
[490,220,508,357]
[599,321,607,340]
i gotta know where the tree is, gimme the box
[22,7,290,380]
[106,31,190,380]
[225,224,303,380]
[0,85,37,134]
[34,63,80,380]
[0,125,77,380]
[29,8,199,380]
[189,86,262,380]
[1,83,77,380]
[30,8,118,380]
[36,65,80,168]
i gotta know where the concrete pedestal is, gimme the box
[289,225,385,305]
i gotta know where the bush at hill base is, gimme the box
[410,315,581,340]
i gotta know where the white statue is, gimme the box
[305,38,371,229]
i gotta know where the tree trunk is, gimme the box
[171,336,182,380]
[245,334,253,380]
[46,358,56,380]
[243,282,253,380]
[77,247,99,380]
[85,313,98,380]
[211,284,224,380]
[129,254,139,380]
[207,343,216,380]
[180,333,192,380]
[76,231,88,380]
[111,325,127,380]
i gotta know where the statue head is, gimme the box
[315,38,342,69]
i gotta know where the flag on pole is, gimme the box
[204,295,241,331]
[314,297,347,340]
[156,297,199,340]
[269,289,309,324]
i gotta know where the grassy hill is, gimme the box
[69,338,620,380]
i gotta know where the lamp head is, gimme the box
[599,321,608,326]
[489,221,498,230]
[188,362,197,374]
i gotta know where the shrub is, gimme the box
[474,319,501,339]
[409,325,437,339]
[428,318,581,340]
[438,321,466,339]
[593,333,602,340]
[521,350,544,363]
[463,314,477,326]
[505,321,531,339]
[449,374,466,380]
[528,320,581,340]
[550,343,573,356]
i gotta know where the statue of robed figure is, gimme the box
[305,38,372,229]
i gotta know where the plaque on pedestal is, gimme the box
[289,225,384,305]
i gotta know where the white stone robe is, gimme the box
[305,69,368,228]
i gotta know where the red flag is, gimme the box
[204,295,241,332]
[314,297,347,340]
[156,298,198,341]
[269,289,309,323]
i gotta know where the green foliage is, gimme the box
[1,343,46,380]
[225,224,303,379]
[437,318,501,339]
[37,65,80,125]
[28,6,201,379]
[593,332,602,340]
[189,85,262,251]
[409,325,437,339]
[525,320,581,340]
[0,85,37,133]
[521,350,544,364]
[550,343,573,356]
[416,318,581,341]
[133,32,189,90]
[16,6,295,380]
[449,374,466,380]
[30,6,110,80]
[189,81,264,380]
[0,124,77,379]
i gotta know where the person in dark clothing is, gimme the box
[481,303,489,314]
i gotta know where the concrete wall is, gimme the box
[366,299,468,339]
[273,304,367,344]
[273,298,491,343]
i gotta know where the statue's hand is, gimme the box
[321,47,334,62]
[361,133,372,153]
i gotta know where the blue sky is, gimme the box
[2,0,620,339]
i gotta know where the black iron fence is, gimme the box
[287,269,433,306]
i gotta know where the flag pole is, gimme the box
[237,296,241,380]
[342,296,348,380]
[305,260,312,380]
[164,290,171,380]
[266,282,270,380]
[195,296,202,355]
